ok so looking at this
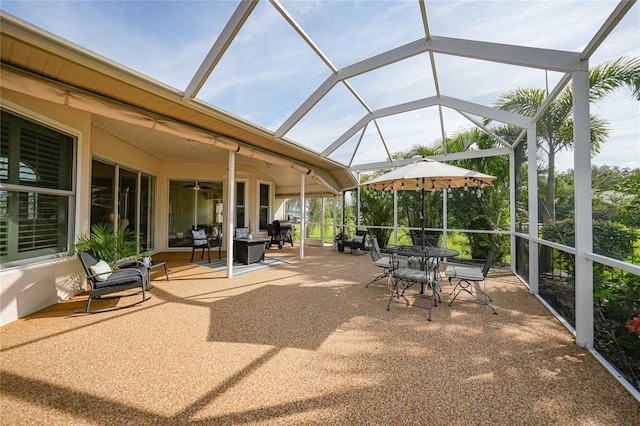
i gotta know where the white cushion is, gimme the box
[192,229,207,239]
[445,265,484,281]
[90,260,112,281]
[352,235,364,244]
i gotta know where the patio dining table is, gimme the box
[386,245,460,321]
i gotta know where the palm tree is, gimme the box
[493,56,640,223]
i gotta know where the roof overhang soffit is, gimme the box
[0,66,342,196]
[275,35,584,138]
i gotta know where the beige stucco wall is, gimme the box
[1,90,91,326]
[0,89,277,326]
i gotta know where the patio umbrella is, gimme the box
[360,158,496,247]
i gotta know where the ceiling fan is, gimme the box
[183,180,212,191]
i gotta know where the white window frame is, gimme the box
[235,179,248,228]
[256,180,272,232]
[0,101,79,269]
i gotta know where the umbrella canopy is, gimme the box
[359,158,497,248]
[360,158,496,191]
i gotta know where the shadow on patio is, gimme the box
[1,247,638,425]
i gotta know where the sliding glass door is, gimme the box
[90,158,155,252]
[168,180,223,247]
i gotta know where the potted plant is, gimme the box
[72,222,140,264]
[334,231,349,252]
[141,251,152,268]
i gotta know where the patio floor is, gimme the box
[1,246,638,425]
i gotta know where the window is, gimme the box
[0,109,74,266]
[236,181,246,228]
[259,182,271,231]
[90,159,156,252]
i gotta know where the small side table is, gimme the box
[233,238,269,265]
[148,259,170,285]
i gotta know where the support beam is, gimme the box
[393,191,398,247]
[299,174,305,259]
[183,0,256,100]
[349,147,511,172]
[510,150,516,272]
[226,151,236,277]
[324,96,528,156]
[573,68,593,348]
[528,125,538,295]
[443,189,448,248]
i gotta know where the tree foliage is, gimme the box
[494,56,640,223]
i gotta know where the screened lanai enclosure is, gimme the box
[1,0,638,396]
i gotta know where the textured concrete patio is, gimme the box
[1,246,638,425]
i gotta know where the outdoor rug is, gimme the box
[191,256,293,275]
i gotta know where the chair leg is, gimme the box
[448,279,497,315]
[190,248,195,263]
[207,247,211,263]
[366,268,389,287]
[387,277,400,311]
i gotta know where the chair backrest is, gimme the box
[369,235,382,262]
[353,229,368,246]
[191,228,208,246]
[78,251,99,283]
[481,244,499,278]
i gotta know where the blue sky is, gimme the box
[2,0,638,170]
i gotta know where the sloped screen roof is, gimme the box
[1,0,638,172]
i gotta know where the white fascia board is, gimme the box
[183,0,256,100]
[348,147,511,172]
[280,33,571,139]
[429,147,511,162]
[338,39,428,80]
[321,112,373,156]
[338,35,583,80]
[458,111,512,148]
[275,73,340,137]
[531,73,572,122]
[429,36,585,73]
[440,96,530,128]
[581,1,636,61]
[324,95,526,156]
[271,0,336,72]
[321,96,440,156]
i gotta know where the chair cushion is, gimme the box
[90,260,112,281]
[445,265,484,281]
[374,257,394,268]
[93,268,147,289]
[393,268,428,283]
[192,229,208,245]
[352,235,364,244]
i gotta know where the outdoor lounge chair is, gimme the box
[343,229,368,254]
[77,251,149,314]
[445,243,498,315]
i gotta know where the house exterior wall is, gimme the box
[0,89,277,326]
[1,89,90,326]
